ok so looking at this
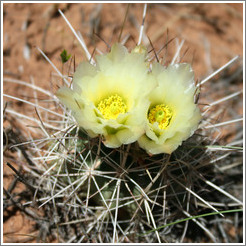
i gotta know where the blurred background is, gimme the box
[3,3,243,82]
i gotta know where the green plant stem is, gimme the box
[141,208,243,235]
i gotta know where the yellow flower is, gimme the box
[56,43,157,148]
[138,62,201,155]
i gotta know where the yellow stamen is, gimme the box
[97,94,127,119]
[148,104,173,129]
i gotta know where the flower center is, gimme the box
[148,104,173,129]
[97,94,127,119]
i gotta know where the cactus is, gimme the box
[3,3,243,243]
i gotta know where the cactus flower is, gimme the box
[56,43,156,148]
[138,63,201,155]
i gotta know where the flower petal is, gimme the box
[58,43,157,148]
[56,87,83,112]
[138,63,201,155]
